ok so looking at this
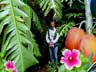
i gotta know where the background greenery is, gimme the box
[0,0,96,72]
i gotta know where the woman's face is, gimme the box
[50,21,55,28]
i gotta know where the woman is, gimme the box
[46,20,59,63]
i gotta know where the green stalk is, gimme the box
[85,0,93,34]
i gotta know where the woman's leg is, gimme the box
[53,46,58,62]
[49,47,54,63]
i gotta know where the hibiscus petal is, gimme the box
[64,62,74,70]
[63,57,75,70]
[72,49,79,58]
[74,58,81,67]
[62,49,72,57]
[60,57,65,64]
[60,57,68,63]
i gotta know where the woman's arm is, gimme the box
[46,31,50,43]
[52,33,59,43]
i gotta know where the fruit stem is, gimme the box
[79,20,86,29]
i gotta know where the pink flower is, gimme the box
[4,60,15,71]
[60,49,81,70]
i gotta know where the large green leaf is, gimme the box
[27,31,41,57]
[21,1,42,30]
[0,0,40,72]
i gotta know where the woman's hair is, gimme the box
[50,20,55,24]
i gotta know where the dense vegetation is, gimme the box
[0,0,96,72]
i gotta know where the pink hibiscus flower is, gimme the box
[60,49,81,70]
[4,60,15,70]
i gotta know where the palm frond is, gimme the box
[37,0,63,19]
[65,13,83,20]
[57,22,74,36]
[63,0,84,7]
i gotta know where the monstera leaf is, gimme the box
[0,0,40,72]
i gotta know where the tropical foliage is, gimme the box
[0,0,41,72]
[0,0,96,72]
